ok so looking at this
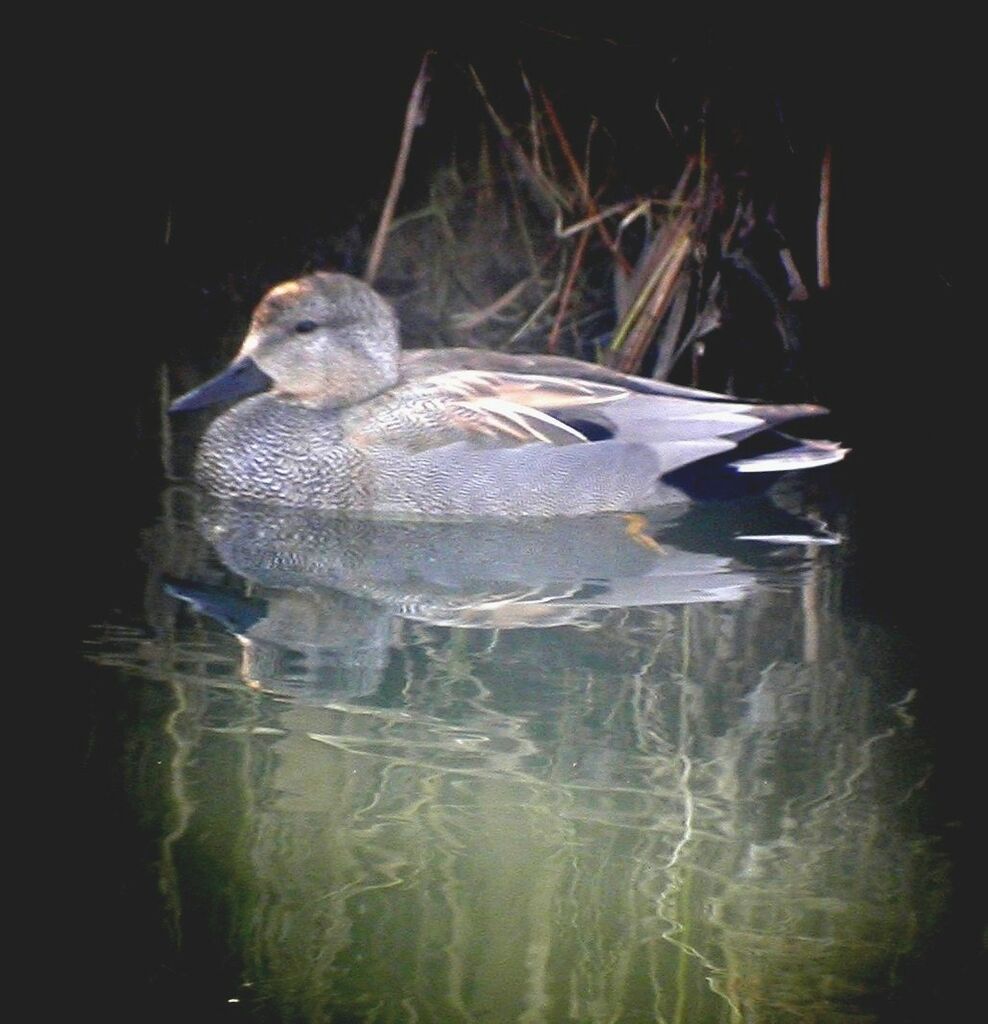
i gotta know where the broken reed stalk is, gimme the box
[365,52,432,286]
[469,65,565,215]
[614,158,697,322]
[559,200,640,238]
[540,88,632,277]
[159,364,176,482]
[608,195,696,375]
[817,144,832,290]
[451,276,534,331]
[613,225,693,374]
[548,227,591,353]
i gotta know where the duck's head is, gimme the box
[170,273,401,412]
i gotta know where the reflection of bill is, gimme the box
[166,581,390,700]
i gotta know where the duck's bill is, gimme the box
[170,357,272,413]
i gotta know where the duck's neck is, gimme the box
[294,349,401,410]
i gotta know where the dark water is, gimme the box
[76,435,980,1022]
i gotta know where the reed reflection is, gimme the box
[96,492,941,1023]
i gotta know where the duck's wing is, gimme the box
[352,366,843,477]
[399,349,834,443]
[437,370,634,444]
[350,369,631,450]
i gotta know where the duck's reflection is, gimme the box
[165,497,832,700]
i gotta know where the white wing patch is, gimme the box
[730,441,848,473]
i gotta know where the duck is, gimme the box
[170,272,847,518]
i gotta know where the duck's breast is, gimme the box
[195,397,372,509]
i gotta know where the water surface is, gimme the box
[78,460,969,1022]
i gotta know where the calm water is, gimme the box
[77,428,979,1024]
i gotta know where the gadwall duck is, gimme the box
[171,273,846,517]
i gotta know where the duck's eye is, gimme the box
[294,320,318,334]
